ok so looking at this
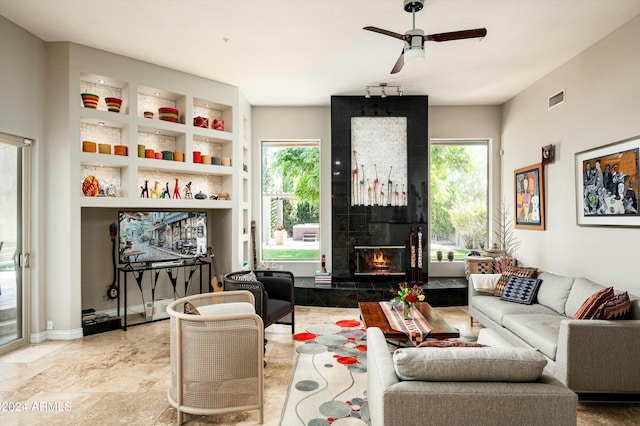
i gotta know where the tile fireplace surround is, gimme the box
[330,95,429,282]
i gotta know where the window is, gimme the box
[430,140,488,261]
[261,141,320,262]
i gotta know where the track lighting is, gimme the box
[364,83,402,98]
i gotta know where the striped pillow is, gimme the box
[493,266,538,297]
[594,292,631,320]
[573,286,615,319]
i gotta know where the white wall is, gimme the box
[0,16,47,341]
[251,106,331,277]
[501,15,640,294]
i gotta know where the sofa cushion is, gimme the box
[472,294,559,325]
[594,292,632,319]
[501,314,564,360]
[198,302,255,316]
[393,346,547,382]
[500,276,542,305]
[493,266,538,297]
[565,277,607,318]
[573,286,615,319]
[536,272,575,315]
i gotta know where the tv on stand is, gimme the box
[118,211,208,266]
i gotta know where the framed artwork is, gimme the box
[575,135,640,227]
[514,163,545,230]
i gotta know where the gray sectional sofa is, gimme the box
[469,271,640,394]
[367,326,577,426]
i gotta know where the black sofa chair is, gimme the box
[223,270,295,334]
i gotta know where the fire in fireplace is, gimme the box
[354,245,405,276]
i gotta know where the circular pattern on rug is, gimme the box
[308,419,331,426]
[332,418,365,425]
[295,380,320,391]
[335,347,360,357]
[340,329,366,340]
[336,319,361,328]
[307,324,341,335]
[315,334,348,346]
[296,343,327,355]
[347,363,367,373]
[336,356,358,365]
[319,401,352,418]
[293,332,317,341]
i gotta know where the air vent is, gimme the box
[548,89,565,109]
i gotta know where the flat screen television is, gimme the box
[118,211,208,265]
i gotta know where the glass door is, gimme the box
[0,133,31,353]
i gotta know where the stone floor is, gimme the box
[0,305,638,425]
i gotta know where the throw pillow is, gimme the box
[493,266,538,297]
[594,291,631,320]
[393,346,547,382]
[231,271,257,282]
[573,286,615,319]
[500,276,542,305]
[184,301,200,315]
[417,341,486,348]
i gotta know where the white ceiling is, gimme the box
[2,0,640,106]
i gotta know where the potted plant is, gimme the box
[274,225,287,245]
[492,201,521,272]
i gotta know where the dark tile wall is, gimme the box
[330,95,429,282]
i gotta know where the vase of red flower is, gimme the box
[394,282,425,319]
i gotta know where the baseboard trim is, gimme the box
[45,328,84,340]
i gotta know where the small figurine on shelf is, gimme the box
[140,180,149,198]
[184,181,193,199]
[161,182,171,199]
[173,178,181,199]
[150,181,160,198]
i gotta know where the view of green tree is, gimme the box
[272,147,320,205]
[430,143,488,254]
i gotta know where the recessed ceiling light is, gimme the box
[205,104,210,107]
[155,131,160,134]
[155,92,161,96]
[98,122,104,126]
[98,79,105,84]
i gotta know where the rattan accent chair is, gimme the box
[166,290,264,424]
[223,270,295,333]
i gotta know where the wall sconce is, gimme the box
[541,144,555,165]
[365,82,402,98]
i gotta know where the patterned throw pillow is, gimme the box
[417,341,487,348]
[573,286,615,319]
[500,276,542,305]
[594,292,631,320]
[493,266,538,297]
[231,271,258,282]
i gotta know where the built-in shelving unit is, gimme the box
[45,43,251,336]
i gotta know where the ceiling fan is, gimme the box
[364,0,487,74]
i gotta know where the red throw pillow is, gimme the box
[573,286,615,319]
[493,266,538,297]
[594,291,631,320]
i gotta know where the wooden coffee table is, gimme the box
[359,301,460,340]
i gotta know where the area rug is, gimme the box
[280,319,370,425]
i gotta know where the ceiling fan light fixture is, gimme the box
[405,47,425,63]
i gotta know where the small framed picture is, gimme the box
[575,135,640,227]
[514,163,545,230]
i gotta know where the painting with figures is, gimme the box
[575,135,640,227]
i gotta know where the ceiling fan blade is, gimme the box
[425,28,487,42]
[363,26,406,40]
[390,50,405,74]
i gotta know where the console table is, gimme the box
[117,260,211,330]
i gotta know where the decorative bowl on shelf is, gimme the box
[173,151,184,162]
[193,116,209,128]
[98,143,111,155]
[212,118,224,131]
[82,175,100,196]
[81,93,100,108]
[82,141,97,153]
[114,145,128,156]
[105,97,123,112]
[158,107,179,123]
[143,111,154,119]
